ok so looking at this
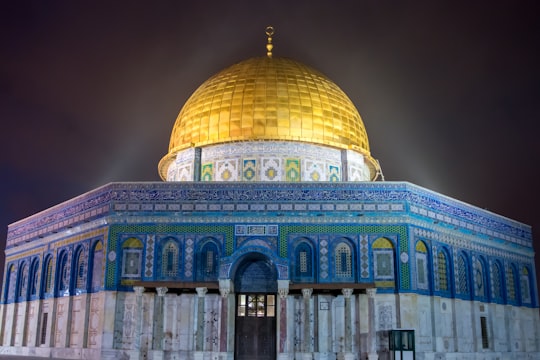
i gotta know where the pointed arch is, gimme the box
[41,255,54,298]
[292,238,316,283]
[415,240,429,291]
[491,261,503,302]
[90,240,104,291]
[436,248,450,292]
[333,238,355,282]
[373,237,395,285]
[457,252,471,299]
[73,246,87,294]
[56,250,70,297]
[17,261,29,300]
[473,257,487,299]
[506,263,517,303]
[520,266,532,305]
[196,238,220,281]
[5,264,16,303]
[29,257,40,298]
[121,237,144,281]
[161,237,180,278]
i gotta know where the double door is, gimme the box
[235,294,276,360]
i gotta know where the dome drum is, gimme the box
[164,141,375,182]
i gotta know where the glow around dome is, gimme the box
[159,56,380,181]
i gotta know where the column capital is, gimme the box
[366,288,377,298]
[156,287,168,297]
[133,286,145,296]
[277,280,289,299]
[302,288,313,299]
[342,288,353,298]
[196,287,208,297]
[219,287,230,298]
[219,279,233,298]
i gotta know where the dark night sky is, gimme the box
[1,1,540,288]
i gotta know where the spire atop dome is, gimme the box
[265,26,274,58]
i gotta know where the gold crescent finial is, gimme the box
[265,26,274,58]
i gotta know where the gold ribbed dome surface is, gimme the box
[165,56,372,155]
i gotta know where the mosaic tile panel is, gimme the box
[329,165,340,182]
[106,224,234,289]
[177,164,193,181]
[262,158,282,181]
[216,159,238,181]
[144,235,154,278]
[185,237,193,278]
[279,224,408,287]
[9,182,532,250]
[285,159,300,182]
[242,159,257,181]
[360,235,369,278]
[201,163,213,181]
[304,160,325,181]
[319,236,329,279]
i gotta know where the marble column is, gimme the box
[302,288,313,353]
[194,287,208,360]
[219,279,233,359]
[366,288,378,360]
[339,288,354,360]
[277,280,289,360]
[153,287,168,350]
[133,286,145,352]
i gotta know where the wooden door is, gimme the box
[235,294,276,360]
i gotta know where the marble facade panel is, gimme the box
[25,300,40,347]
[432,297,455,352]
[317,294,334,354]
[454,300,474,352]
[54,297,70,348]
[2,303,14,345]
[13,301,28,346]
[203,294,221,352]
[87,292,104,349]
[140,293,155,353]
[69,295,87,348]
[490,303,508,352]
[176,294,196,352]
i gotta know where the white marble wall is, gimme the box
[0,291,539,360]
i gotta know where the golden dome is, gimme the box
[159,56,378,179]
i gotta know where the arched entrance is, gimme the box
[233,253,277,360]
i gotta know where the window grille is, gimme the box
[458,255,469,295]
[162,241,179,277]
[437,251,448,291]
[335,243,352,278]
[75,250,86,290]
[492,263,501,300]
[507,267,515,301]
